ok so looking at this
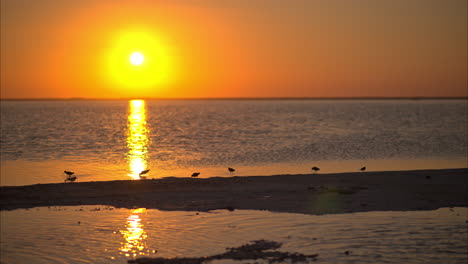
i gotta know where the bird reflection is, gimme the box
[119,208,149,257]
[127,100,150,180]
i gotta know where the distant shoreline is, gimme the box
[1,168,466,214]
[1,97,467,101]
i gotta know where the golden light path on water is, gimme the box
[122,101,153,257]
[119,208,153,257]
[126,100,150,180]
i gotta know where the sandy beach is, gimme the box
[1,168,466,214]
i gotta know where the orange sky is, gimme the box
[1,0,467,99]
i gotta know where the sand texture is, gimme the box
[1,169,467,214]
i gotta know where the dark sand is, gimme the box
[1,169,467,214]
[128,240,318,264]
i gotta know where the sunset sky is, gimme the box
[1,0,467,99]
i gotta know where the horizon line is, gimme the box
[1,96,467,101]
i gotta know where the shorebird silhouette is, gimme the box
[228,167,236,174]
[64,170,77,182]
[311,166,320,173]
[191,172,200,178]
[360,167,366,172]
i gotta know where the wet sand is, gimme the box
[1,168,466,214]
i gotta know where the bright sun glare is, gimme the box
[130,52,144,65]
[105,30,173,92]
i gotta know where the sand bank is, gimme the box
[1,169,466,214]
[128,240,318,264]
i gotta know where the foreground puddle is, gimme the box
[1,207,466,264]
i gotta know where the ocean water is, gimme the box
[1,206,467,264]
[1,99,467,186]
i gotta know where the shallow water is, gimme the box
[1,99,467,186]
[1,206,467,264]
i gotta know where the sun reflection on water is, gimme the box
[119,208,152,257]
[127,100,150,180]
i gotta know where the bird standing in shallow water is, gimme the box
[360,167,366,172]
[191,172,200,178]
[311,166,320,173]
[228,167,236,174]
[64,171,77,182]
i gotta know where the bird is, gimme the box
[64,176,77,183]
[360,167,366,172]
[191,172,200,178]
[228,167,236,174]
[64,170,77,183]
[311,166,320,173]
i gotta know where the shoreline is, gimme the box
[1,168,467,214]
[2,96,467,101]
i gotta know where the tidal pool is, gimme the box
[1,206,466,264]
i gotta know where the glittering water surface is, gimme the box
[1,99,467,185]
[1,207,466,264]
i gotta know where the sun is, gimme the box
[130,52,144,66]
[104,29,174,93]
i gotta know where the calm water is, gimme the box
[1,99,467,186]
[1,206,467,264]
